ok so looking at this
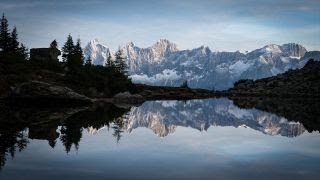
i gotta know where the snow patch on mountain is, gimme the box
[289,56,300,59]
[84,39,320,90]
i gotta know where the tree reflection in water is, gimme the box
[0,128,28,171]
[0,97,319,170]
[0,102,130,168]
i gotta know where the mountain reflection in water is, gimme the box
[0,97,319,179]
[122,98,306,137]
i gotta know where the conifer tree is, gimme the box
[17,43,28,60]
[85,55,92,66]
[8,26,19,52]
[114,48,127,73]
[62,35,84,69]
[0,14,28,60]
[106,51,114,67]
[62,34,74,62]
[73,38,84,66]
[0,13,10,53]
[180,80,189,88]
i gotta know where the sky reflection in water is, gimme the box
[0,98,319,180]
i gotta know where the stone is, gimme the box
[7,81,92,106]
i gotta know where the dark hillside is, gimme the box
[229,59,320,97]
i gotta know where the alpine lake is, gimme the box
[0,97,319,180]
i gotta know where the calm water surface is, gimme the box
[0,98,319,180]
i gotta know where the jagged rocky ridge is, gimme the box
[119,98,305,137]
[84,39,320,90]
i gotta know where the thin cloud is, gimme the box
[1,0,319,51]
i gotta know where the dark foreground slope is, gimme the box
[0,56,135,106]
[228,59,320,97]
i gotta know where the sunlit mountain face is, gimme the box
[85,40,320,90]
[1,0,319,179]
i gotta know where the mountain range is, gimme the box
[84,39,320,90]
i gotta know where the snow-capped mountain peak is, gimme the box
[84,39,111,65]
[84,39,319,90]
[196,45,211,55]
[152,39,178,50]
[127,41,135,47]
[90,38,100,44]
[263,44,282,54]
[150,39,178,58]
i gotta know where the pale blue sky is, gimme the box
[0,0,319,51]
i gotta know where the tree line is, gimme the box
[60,34,127,74]
[0,13,135,98]
[0,13,127,74]
[0,13,28,60]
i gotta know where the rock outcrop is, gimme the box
[5,81,92,106]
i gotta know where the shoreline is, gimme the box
[1,83,319,108]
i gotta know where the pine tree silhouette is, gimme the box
[62,34,75,63]
[85,55,92,66]
[0,13,10,53]
[8,26,19,52]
